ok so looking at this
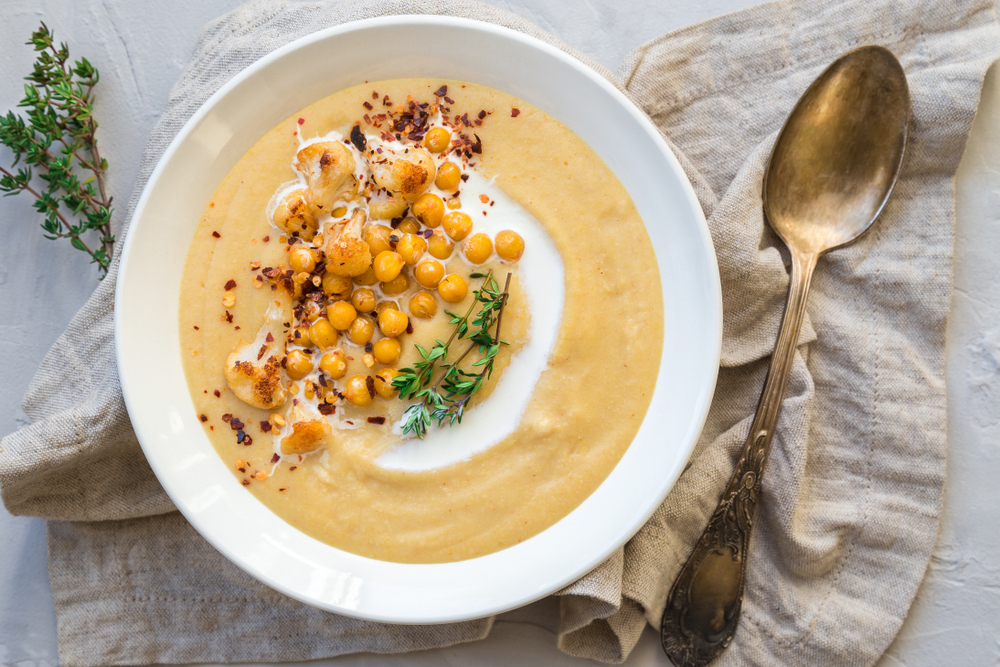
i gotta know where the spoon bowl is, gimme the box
[764,45,910,254]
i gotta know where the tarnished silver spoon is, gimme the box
[660,45,910,667]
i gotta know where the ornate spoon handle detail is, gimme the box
[660,248,819,667]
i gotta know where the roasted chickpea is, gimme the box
[446,197,462,210]
[435,162,462,190]
[411,192,444,228]
[348,315,375,345]
[423,127,451,153]
[350,287,377,313]
[332,205,348,218]
[414,259,444,288]
[397,217,421,234]
[289,247,317,273]
[308,318,338,349]
[319,349,348,379]
[373,250,404,282]
[321,272,352,300]
[495,230,525,261]
[409,291,438,319]
[344,375,373,406]
[364,224,394,257]
[463,233,493,264]
[353,266,379,286]
[373,337,401,364]
[374,367,400,399]
[442,211,473,241]
[290,327,312,347]
[285,349,313,380]
[327,301,357,330]
[396,233,427,265]
[427,231,454,259]
[381,272,410,295]
[378,308,409,337]
[438,274,468,303]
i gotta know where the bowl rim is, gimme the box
[114,13,722,624]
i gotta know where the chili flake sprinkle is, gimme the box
[199,414,208,422]
[224,279,237,290]
[297,118,305,125]
[511,108,520,117]
[214,389,221,397]
[367,416,386,425]
[212,231,221,238]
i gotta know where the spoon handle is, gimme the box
[661,248,819,667]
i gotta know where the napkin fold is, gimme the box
[2,0,998,665]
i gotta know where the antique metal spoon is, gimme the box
[660,45,910,667]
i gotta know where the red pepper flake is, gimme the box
[444,96,455,105]
[365,342,374,353]
[461,173,469,182]
[471,133,482,154]
[363,101,373,110]
[365,375,376,399]
[367,416,386,425]
[406,320,414,334]
[345,420,354,426]
[260,421,272,432]
[279,488,286,492]
[265,332,274,343]
[479,194,489,204]
[242,479,250,486]
[257,344,268,361]
[193,325,200,330]
[230,417,245,430]
[214,389,221,397]
[222,413,232,422]
[433,85,448,97]
[511,108,520,117]
[224,279,237,290]
[372,90,379,99]
[236,429,247,444]
[263,235,270,242]
[382,95,391,107]
[270,453,280,464]
[460,113,471,127]
[222,311,233,323]
[289,466,298,471]
[211,231,221,238]
[478,110,487,120]
[199,414,208,422]
[318,403,336,415]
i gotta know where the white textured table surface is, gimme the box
[2,1,999,666]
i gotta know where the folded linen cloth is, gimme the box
[2,0,997,664]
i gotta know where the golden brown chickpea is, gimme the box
[353,266,379,286]
[409,291,438,319]
[442,211,473,241]
[411,192,444,228]
[438,274,468,303]
[463,233,493,264]
[344,375,373,406]
[321,272,352,300]
[327,301,357,330]
[332,205,348,218]
[350,287,377,313]
[374,367,400,399]
[375,300,399,317]
[308,318,338,349]
[427,231,454,259]
[381,272,410,295]
[397,217,421,235]
[396,233,427,265]
[285,349,313,380]
[435,162,462,190]
[372,250,404,282]
[495,230,525,261]
[378,308,409,337]
[423,127,451,153]
[289,247,317,273]
[290,327,312,347]
[414,259,444,288]
[446,197,462,210]
[364,224,394,257]
[372,337,401,365]
[319,349,348,379]
[348,315,375,345]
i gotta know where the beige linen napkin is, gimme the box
[2,0,997,664]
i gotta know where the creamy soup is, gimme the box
[179,79,662,563]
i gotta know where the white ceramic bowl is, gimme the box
[115,15,721,624]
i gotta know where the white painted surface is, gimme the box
[1,0,996,665]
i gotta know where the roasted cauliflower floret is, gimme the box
[324,207,371,277]
[224,303,288,410]
[280,402,333,455]
[294,141,357,215]
[364,139,436,201]
[271,187,319,241]
[367,188,410,221]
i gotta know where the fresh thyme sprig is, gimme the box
[395,271,512,438]
[0,22,114,275]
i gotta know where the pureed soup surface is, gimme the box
[179,79,663,563]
